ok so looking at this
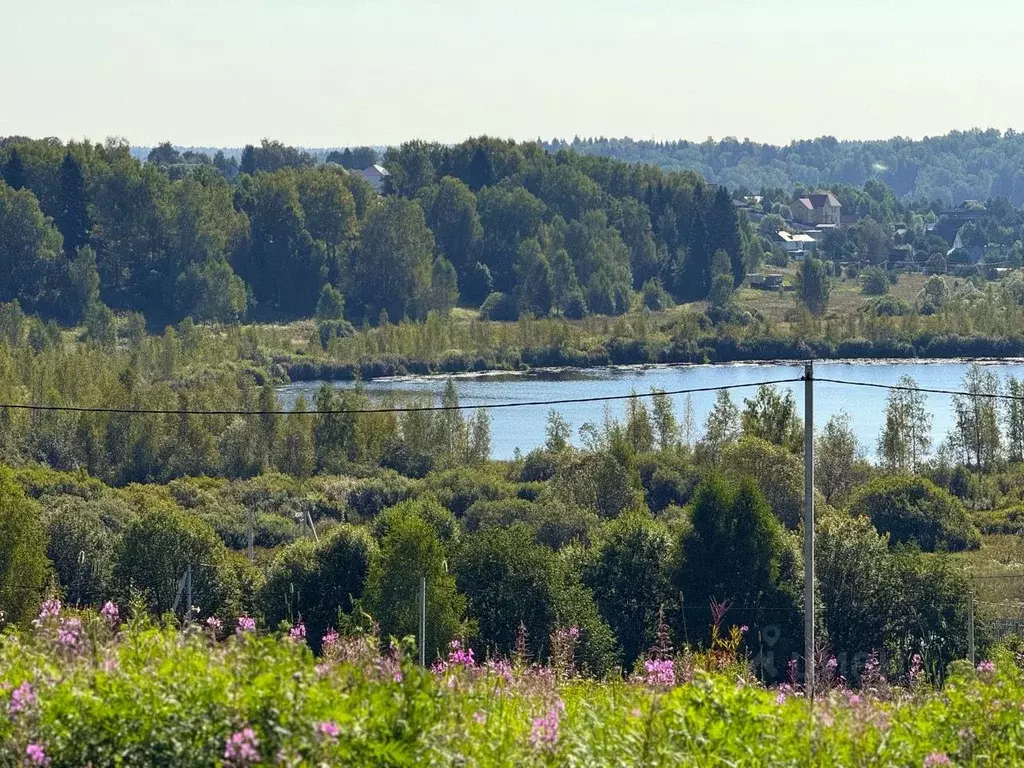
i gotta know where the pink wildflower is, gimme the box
[25,743,49,766]
[631,708,642,718]
[977,660,995,674]
[206,616,223,633]
[236,615,256,634]
[826,657,838,672]
[642,658,675,687]
[447,639,475,668]
[34,599,61,626]
[473,711,487,725]
[740,625,749,634]
[317,720,339,739]
[57,618,82,649]
[321,630,339,649]
[289,622,306,641]
[9,682,35,715]
[530,701,564,750]
[224,727,260,765]
[100,601,119,625]
[775,691,787,705]
[924,753,951,766]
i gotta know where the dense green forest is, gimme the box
[0,136,753,331]
[549,129,1024,206]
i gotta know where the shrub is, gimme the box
[847,474,981,552]
[479,292,519,321]
[641,278,673,311]
[862,266,890,295]
[0,468,50,625]
[261,525,375,649]
[43,496,119,607]
[112,504,241,621]
[345,473,419,520]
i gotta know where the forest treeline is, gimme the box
[551,129,1024,206]
[0,135,756,330]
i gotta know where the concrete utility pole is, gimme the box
[804,361,815,696]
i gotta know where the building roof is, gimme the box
[800,192,841,210]
[776,231,816,244]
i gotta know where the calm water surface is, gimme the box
[276,361,1024,460]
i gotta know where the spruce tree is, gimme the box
[56,153,91,253]
[2,148,25,191]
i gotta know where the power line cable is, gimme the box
[0,377,803,417]
[814,377,1024,402]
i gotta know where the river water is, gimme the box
[276,360,1024,461]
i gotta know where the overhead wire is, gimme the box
[0,377,803,416]
[1,369,1024,416]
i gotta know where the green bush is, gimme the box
[112,504,242,622]
[862,266,890,295]
[479,292,519,321]
[847,474,981,552]
[345,473,419,520]
[261,524,375,649]
[0,468,50,625]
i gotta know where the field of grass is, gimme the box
[4,600,1024,766]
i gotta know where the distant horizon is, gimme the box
[14,125,1014,155]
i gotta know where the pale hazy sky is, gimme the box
[3,0,1022,148]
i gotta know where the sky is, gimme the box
[3,0,1023,148]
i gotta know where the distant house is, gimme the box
[356,164,389,192]
[774,230,817,257]
[790,192,842,226]
[748,273,784,290]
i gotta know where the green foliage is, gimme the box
[847,474,981,552]
[479,291,519,321]
[261,524,375,649]
[739,385,802,452]
[797,256,831,316]
[112,502,240,620]
[315,284,345,321]
[43,496,121,607]
[365,503,465,659]
[674,475,799,664]
[862,266,890,295]
[454,524,558,658]
[351,197,435,323]
[0,467,50,625]
[584,512,672,668]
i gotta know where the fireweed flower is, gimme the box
[33,599,61,626]
[447,639,475,667]
[473,711,487,725]
[924,753,951,767]
[25,743,49,766]
[9,681,35,715]
[206,616,223,633]
[321,630,339,649]
[317,720,339,739]
[100,601,120,625]
[236,615,256,634]
[57,618,82,649]
[643,658,676,687]
[530,703,563,750]
[224,727,260,765]
[289,622,306,641]
[977,660,995,674]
